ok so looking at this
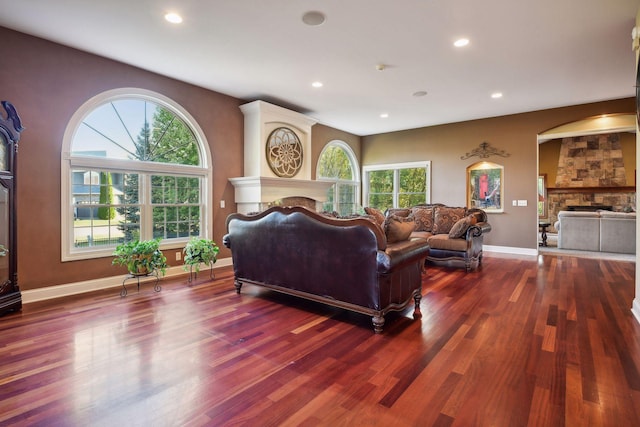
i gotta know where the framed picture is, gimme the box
[538,174,547,218]
[467,161,504,212]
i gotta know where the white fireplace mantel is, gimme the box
[229,176,334,213]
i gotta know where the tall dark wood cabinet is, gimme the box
[0,101,23,316]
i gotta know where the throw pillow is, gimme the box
[364,206,385,226]
[383,214,415,243]
[432,206,466,234]
[448,214,478,239]
[385,208,411,218]
[410,206,434,232]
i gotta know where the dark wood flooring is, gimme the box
[1,253,640,426]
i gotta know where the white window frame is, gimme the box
[362,161,431,209]
[316,140,360,213]
[61,88,212,261]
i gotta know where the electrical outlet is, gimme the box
[220,200,225,208]
[175,251,181,261]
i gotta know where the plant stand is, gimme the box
[187,262,215,284]
[121,270,161,297]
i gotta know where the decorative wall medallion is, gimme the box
[460,141,510,160]
[266,127,303,178]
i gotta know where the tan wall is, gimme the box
[362,99,635,249]
[0,27,244,290]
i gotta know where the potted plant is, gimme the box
[112,238,168,276]
[183,237,219,280]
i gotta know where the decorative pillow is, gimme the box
[448,214,478,239]
[432,206,466,234]
[364,206,385,226]
[410,206,434,232]
[383,214,415,243]
[385,208,411,218]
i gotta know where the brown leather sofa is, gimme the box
[385,204,491,272]
[223,206,430,333]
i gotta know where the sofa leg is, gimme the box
[413,292,422,319]
[234,280,243,294]
[372,315,385,333]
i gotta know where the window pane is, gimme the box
[151,174,201,240]
[336,183,356,215]
[72,169,138,246]
[399,167,427,207]
[368,169,393,209]
[72,99,200,166]
[318,146,353,179]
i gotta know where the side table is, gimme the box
[539,222,551,247]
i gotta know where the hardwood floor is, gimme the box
[1,253,640,426]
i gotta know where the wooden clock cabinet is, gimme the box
[0,101,23,316]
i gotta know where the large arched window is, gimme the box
[61,89,211,261]
[316,141,359,215]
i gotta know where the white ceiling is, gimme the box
[0,0,637,136]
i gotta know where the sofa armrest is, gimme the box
[377,238,429,273]
[466,222,491,239]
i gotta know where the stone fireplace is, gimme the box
[229,101,333,214]
[546,132,635,229]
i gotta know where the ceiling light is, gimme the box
[491,92,503,99]
[454,38,469,47]
[302,11,326,26]
[164,12,183,24]
[312,81,323,88]
[380,113,389,118]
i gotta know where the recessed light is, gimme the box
[380,113,389,119]
[165,12,183,24]
[491,92,503,99]
[312,81,323,88]
[454,38,469,47]
[413,91,428,97]
[302,11,326,26]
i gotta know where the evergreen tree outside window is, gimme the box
[316,141,359,215]
[363,162,431,210]
[62,89,211,261]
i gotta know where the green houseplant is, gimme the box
[183,237,219,274]
[112,238,168,276]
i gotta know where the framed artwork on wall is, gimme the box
[538,174,547,218]
[467,161,504,212]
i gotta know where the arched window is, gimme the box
[316,141,359,215]
[61,89,211,261]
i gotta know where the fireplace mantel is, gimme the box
[548,186,636,194]
[229,176,334,213]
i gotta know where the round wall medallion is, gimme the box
[265,127,303,178]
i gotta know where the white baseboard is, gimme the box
[483,245,538,257]
[21,257,233,304]
[633,298,640,325]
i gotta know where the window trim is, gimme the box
[362,161,431,208]
[315,140,360,213]
[61,88,212,261]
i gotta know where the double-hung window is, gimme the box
[363,161,431,210]
[316,141,360,215]
[62,89,210,261]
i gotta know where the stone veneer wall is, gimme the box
[555,133,626,187]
